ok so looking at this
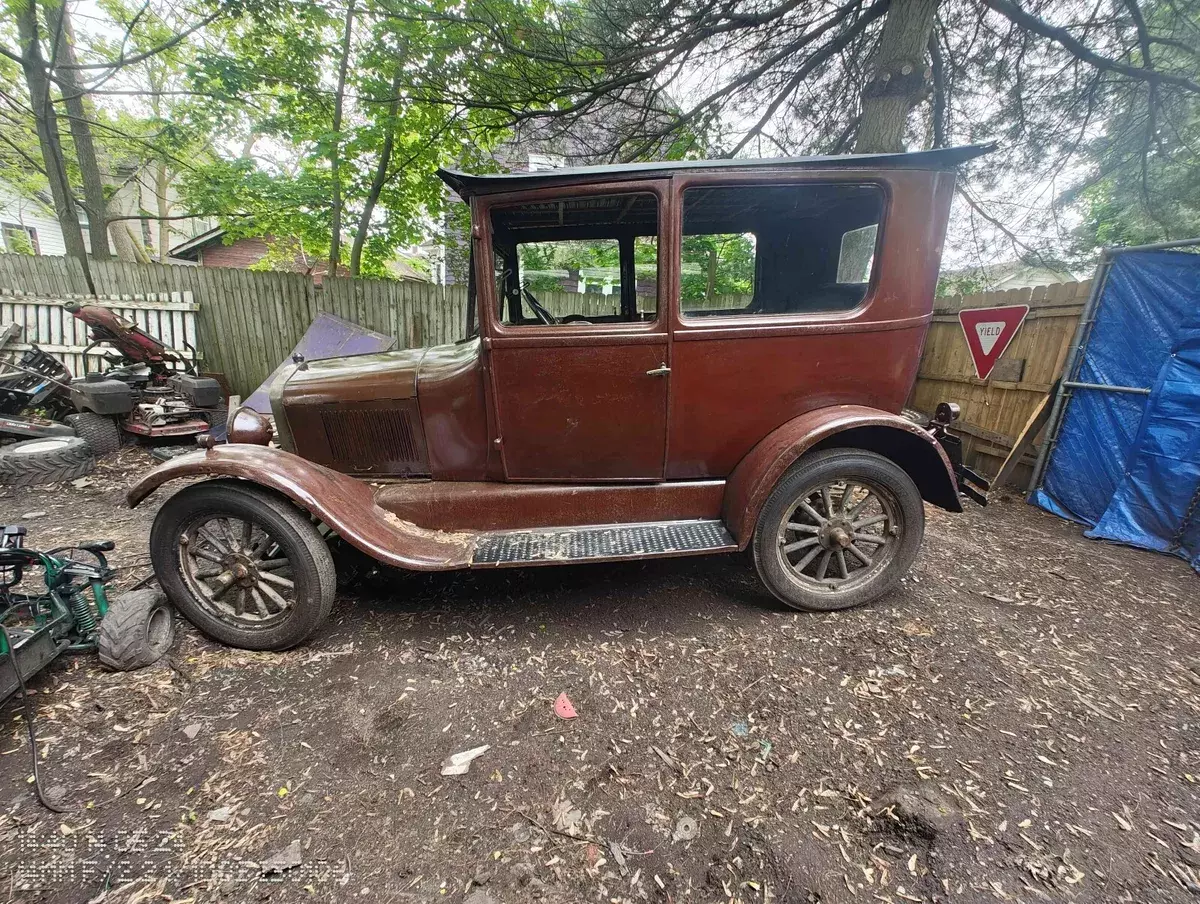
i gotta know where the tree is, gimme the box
[2,0,225,262]
[327,0,356,272]
[1068,1,1200,253]
[178,0,522,276]
[426,0,1200,261]
[43,0,111,258]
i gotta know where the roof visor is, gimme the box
[437,143,996,199]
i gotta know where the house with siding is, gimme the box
[0,169,213,261]
[0,181,75,255]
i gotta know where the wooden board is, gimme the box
[992,381,1057,490]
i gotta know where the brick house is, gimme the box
[168,227,333,276]
[169,227,429,282]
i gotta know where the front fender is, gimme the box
[722,405,961,547]
[127,445,473,571]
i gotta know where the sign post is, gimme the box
[958,305,1030,380]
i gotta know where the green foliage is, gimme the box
[518,237,656,293]
[4,227,35,254]
[1069,2,1200,255]
[172,0,538,274]
[936,270,989,298]
[680,233,755,300]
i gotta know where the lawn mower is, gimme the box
[0,524,174,810]
[0,346,76,440]
[64,303,226,455]
[0,347,95,485]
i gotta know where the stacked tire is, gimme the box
[0,412,125,487]
[0,436,95,487]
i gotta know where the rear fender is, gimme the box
[723,405,962,547]
[126,445,473,571]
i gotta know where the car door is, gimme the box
[478,182,671,481]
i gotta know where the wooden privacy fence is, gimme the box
[0,252,1085,482]
[0,254,754,396]
[909,281,1091,487]
[0,287,199,377]
[0,254,468,396]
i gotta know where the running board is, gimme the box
[471,519,736,566]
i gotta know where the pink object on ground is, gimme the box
[553,693,577,719]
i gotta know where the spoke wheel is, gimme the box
[775,478,901,593]
[753,449,925,612]
[180,515,297,630]
[151,481,336,650]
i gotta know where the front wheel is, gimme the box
[752,449,925,612]
[150,481,336,650]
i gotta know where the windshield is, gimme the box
[463,244,479,341]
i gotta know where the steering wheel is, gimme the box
[560,314,593,325]
[521,286,558,325]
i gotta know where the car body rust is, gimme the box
[130,146,990,570]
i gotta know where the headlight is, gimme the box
[226,398,273,446]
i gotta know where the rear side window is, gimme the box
[681,183,884,318]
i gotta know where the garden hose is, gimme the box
[0,622,67,813]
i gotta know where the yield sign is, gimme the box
[958,304,1030,379]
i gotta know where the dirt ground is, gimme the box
[1,447,1198,904]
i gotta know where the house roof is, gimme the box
[169,225,225,260]
[437,143,996,200]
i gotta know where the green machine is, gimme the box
[0,524,174,808]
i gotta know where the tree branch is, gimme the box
[982,0,1200,94]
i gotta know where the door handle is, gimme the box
[646,363,671,376]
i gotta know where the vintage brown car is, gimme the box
[128,145,990,651]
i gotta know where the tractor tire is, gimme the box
[98,589,175,670]
[66,412,123,456]
[0,436,95,487]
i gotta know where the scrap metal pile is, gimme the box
[0,305,226,486]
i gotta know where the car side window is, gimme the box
[681,183,883,318]
[490,193,659,327]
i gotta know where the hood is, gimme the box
[280,347,429,407]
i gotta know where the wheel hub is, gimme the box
[776,478,901,591]
[820,520,854,550]
[229,557,256,587]
[178,515,296,627]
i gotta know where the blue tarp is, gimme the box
[1032,250,1200,572]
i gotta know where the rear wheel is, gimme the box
[150,481,336,650]
[752,449,924,612]
[66,412,122,456]
[0,436,94,486]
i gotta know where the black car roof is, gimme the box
[437,143,995,199]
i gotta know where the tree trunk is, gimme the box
[705,248,717,300]
[854,0,940,153]
[108,216,139,261]
[14,0,88,260]
[327,0,356,274]
[43,0,111,258]
[350,69,403,276]
[156,163,171,261]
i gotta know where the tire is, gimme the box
[752,449,925,612]
[150,480,336,651]
[0,436,95,487]
[66,412,123,456]
[98,589,175,670]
